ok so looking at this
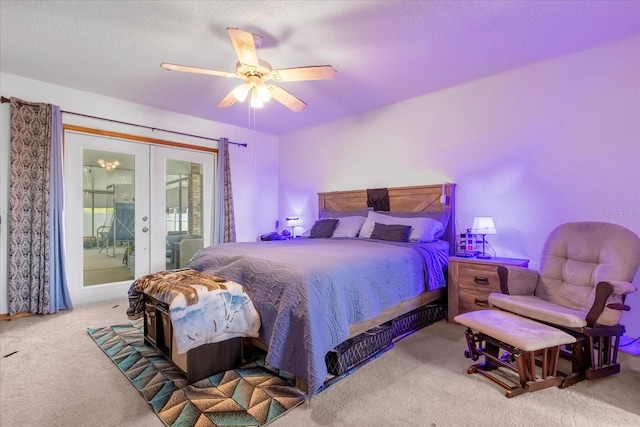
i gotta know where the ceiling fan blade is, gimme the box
[268,85,307,112]
[160,63,237,78]
[227,27,260,68]
[269,65,337,82]
[216,90,238,109]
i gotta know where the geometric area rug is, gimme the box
[88,320,308,427]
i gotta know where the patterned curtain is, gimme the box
[215,137,236,243]
[8,98,72,315]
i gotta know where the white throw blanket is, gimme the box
[128,269,260,354]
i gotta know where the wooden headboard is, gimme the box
[318,183,457,255]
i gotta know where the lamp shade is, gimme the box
[471,216,496,235]
[232,82,251,102]
[255,83,272,102]
[285,216,300,227]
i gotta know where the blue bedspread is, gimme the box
[188,237,448,394]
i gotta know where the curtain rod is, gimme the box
[0,96,247,147]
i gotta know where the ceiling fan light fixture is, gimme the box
[97,158,120,170]
[232,82,251,102]
[255,83,272,102]
[162,28,335,112]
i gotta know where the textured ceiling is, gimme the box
[1,1,639,135]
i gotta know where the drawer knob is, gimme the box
[474,277,489,285]
[475,298,489,307]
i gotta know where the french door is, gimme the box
[64,129,214,306]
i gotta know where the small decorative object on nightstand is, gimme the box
[448,255,529,323]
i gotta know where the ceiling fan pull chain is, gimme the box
[252,106,257,167]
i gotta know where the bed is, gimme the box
[187,183,457,394]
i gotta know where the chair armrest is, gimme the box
[586,281,613,327]
[585,281,637,327]
[496,266,539,295]
[606,280,637,296]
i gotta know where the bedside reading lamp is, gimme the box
[285,216,300,238]
[471,216,496,259]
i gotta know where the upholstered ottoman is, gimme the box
[454,310,576,397]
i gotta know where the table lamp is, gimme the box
[285,216,300,238]
[471,216,496,259]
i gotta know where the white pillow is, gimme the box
[359,211,444,242]
[331,216,367,238]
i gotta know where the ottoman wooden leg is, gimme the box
[524,346,563,393]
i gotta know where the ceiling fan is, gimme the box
[161,27,337,112]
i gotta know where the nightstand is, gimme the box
[448,256,529,323]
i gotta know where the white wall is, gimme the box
[279,36,640,336]
[0,73,279,313]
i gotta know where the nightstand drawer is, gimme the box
[458,264,501,292]
[447,256,529,323]
[459,288,494,313]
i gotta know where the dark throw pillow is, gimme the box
[370,222,411,242]
[309,219,340,238]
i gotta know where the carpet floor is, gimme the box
[88,320,307,427]
[2,299,639,427]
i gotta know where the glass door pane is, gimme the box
[165,160,204,270]
[82,150,135,286]
[150,146,214,273]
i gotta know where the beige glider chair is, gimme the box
[488,222,640,387]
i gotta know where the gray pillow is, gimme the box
[376,209,450,238]
[332,216,367,238]
[309,219,339,238]
[370,223,411,242]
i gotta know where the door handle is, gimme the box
[142,227,149,232]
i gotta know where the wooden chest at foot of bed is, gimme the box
[143,297,243,383]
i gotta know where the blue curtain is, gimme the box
[49,105,73,312]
